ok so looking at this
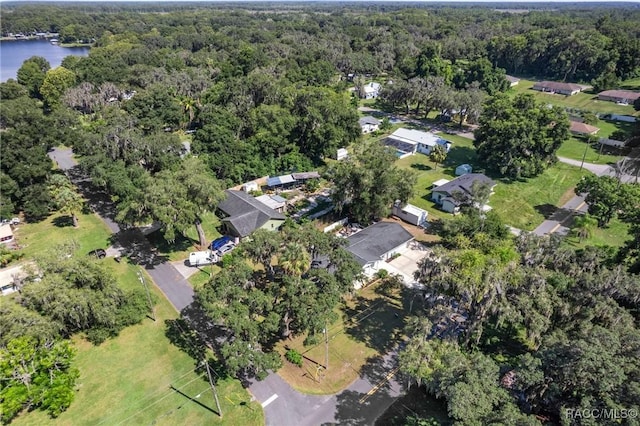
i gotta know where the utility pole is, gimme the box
[137,269,155,321]
[204,359,223,418]
[580,140,589,171]
[324,322,329,371]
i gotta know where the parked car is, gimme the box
[210,235,232,251]
[188,250,217,267]
[88,248,107,259]
[216,243,235,257]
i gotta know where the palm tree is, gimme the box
[48,174,84,228]
[279,242,311,276]
[571,214,598,242]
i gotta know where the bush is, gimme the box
[285,349,303,367]
[375,269,389,279]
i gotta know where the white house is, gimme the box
[392,202,428,227]
[361,82,382,99]
[359,116,380,134]
[384,128,452,157]
[346,222,414,278]
[432,173,496,214]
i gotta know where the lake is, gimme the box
[0,39,90,82]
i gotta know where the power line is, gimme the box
[95,368,201,425]
[112,375,205,426]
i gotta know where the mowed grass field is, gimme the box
[276,282,406,395]
[510,78,639,117]
[557,136,622,165]
[395,135,589,230]
[10,209,262,426]
[12,260,263,426]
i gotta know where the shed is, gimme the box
[242,181,259,193]
[393,202,428,227]
[0,224,14,245]
[336,148,349,161]
[455,164,473,176]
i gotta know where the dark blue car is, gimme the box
[210,236,232,251]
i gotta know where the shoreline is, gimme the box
[0,37,92,48]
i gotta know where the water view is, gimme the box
[0,39,90,82]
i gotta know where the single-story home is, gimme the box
[570,121,600,136]
[255,194,287,212]
[597,90,640,104]
[0,224,14,245]
[532,81,582,96]
[505,75,520,87]
[455,164,473,176]
[360,82,382,99]
[384,128,452,157]
[217,190,286,238]
[346,222,414,278]
[392,202,428,227]
[431,173,496,213]
[359,116,381,134]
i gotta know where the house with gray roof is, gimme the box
[431,173,496,213]
[359,116,380,134]
[346,222,414,277]
[217,190,286,238]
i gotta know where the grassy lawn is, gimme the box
[188,265,221,290]
[621,76,640,91]
[557,136,622,165]
[276,282,406,395]
[511,79,639,117]
[564,218,631,249]
[13,211,112,259]
[491,163,588,231]
[147,211,222,262]
[14,261,263,426]
[394,135,589,231]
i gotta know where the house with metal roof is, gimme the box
[431,173,496,213]
[346,222,414,277]
[217,190,286,238]
[384,128,452,157]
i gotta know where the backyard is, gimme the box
[395,135,589,230]
[276,280,408,395]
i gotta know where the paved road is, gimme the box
[49,147,407,425]
[250,350,405,426]
[49,147,195,311]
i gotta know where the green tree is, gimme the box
[428,144,447,170]
[279,242,311,276]
[570,214,598,242]
[48,174,84,228]
[144,157,224,247]
[40,67,76,108]
[474,93,569,179]
[0,337,79,423]
[329,141,417,224]
[575,175,624,226]
[16,56,50,99]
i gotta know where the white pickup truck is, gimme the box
[188,250,218,267]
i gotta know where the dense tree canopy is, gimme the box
[474,93,570,179]
[328,141,417,224]
[196,223,361,379]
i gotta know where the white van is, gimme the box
[188,250,217,267]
